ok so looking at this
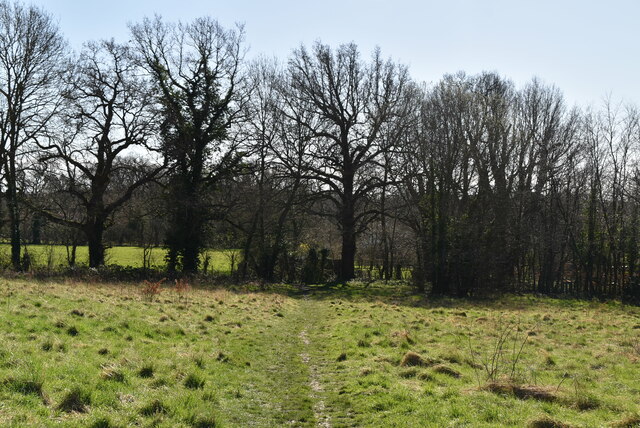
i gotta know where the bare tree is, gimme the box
[280,42,410,280]
[229,58,310,281]
[32,40,163,267]
[0,1,67,269]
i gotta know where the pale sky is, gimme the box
[34,0,640,108]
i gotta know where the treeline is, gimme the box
[1,2,639,301]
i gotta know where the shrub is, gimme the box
[174,278,191,295]
[141,279,165,301]
[466,320,534,385]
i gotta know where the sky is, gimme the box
[33,0,640,108]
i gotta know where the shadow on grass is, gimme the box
[237,280,633,312]
[233,280,515,310]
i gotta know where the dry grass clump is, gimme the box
[101,364,126,383]
[174,278,191,295]
[610,414,640,427]
[359,367,374,376]
[432,364,462,378]
[400,351,435,367]
[391,330,414,344]
[483,382,557,402]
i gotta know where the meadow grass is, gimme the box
[0,244,237,273]
[0,279,638,427]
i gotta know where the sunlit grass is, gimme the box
[0,244,238,273]
[0,280,638,426]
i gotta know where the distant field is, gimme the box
[0,280,638,427]
[0,245,238,273]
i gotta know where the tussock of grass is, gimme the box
[3,376,45,400]
[432,364,462,378]
[139,399,167,416]
[483,382,556,402]
[610,415,640,427]
[400,351,435,367]
[138,364,154,378]
[570,394,600,411]
[391,330,414,344]
[89,417,114,428]
[100,365,126,383]
[184,373,205,389]
[188,414,218,428]
[360,367,374,376]
[417,371,434,381]
[193,355,206,368]
[527,416,573,428]
[150,377,168,388]
[57,387,91,413]
[399,368,419,378]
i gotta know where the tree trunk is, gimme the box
[339,161,356,281]
[340,223,356,281]
[7,171,21,270]
[182,237,200,274]
[87,221,105,268]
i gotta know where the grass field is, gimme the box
[0,280,639,427]
[0,245,237,273]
